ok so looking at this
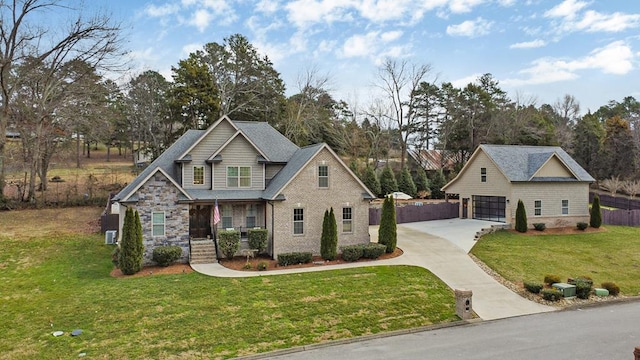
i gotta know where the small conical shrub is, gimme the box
[119,207,144,275]
[515,199,528,233]
[320,209,333,260]
[378,196,397,253]
[590,195,602,228]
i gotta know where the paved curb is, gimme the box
[232,319,482,360]
[560,295,640,311]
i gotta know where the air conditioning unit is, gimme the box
[105,230,117,245]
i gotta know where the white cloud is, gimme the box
[510,39,546,49]
[145,3,181,17]
[285,0,352,28]
[256,0,280,13]
[446,17,493,37]
[189,9,213,31]
[181,43,203,57]
[448,0,488,14]
[342,32,379,58]
[451,73,483,88]
[575,10,640,33]
[503,40,636,86]
[544,0,588,20]
[380,30,403,42]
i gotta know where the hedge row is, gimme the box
[277,252,313,266]
[341,243,387,262]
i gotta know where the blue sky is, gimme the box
[103,0,640,114]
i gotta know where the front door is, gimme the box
[189,205,211,238]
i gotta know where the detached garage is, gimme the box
[442,145,594,228]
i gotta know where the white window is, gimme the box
[318,165,328,188]
[342,207,353,233]
[193,166,204,185]
[227,166,251,188]
[293,208,304,235]
[480,167,487,182]
[221,205,233,229]
[152,212,165,236]
[534,200,542,216]
[562,199,569,215]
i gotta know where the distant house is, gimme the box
[442,144,595,228]
[409,149,456,172]
[112,116,375,264]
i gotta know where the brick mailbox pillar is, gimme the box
[633,346,640,360]
[455,289,473,320]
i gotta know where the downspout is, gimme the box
[268,201,275,259]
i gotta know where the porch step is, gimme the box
[190,240,217,264]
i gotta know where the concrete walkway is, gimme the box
[191,219,555,320]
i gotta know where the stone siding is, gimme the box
[134,172,190,265]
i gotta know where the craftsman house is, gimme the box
[111,116,375,264]
[442,144,595,228]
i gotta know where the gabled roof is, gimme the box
[442,144,594,192]
[112,130,202,201]
[480,144,594,182]
[263,143,325,200]
[234,121,298,163]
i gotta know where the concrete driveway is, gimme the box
[379,219,554,320]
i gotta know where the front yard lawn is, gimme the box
[471,226,640,295]
[0,207,458,359]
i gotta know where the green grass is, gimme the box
[471,227,640,295]
[0,209,458,359]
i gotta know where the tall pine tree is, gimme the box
[361,165,381,197]
[398,167,417,197]
[379,165,398,197]
[590,195,602,228]
[119,207,143,275]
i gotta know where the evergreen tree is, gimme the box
[413,167,430,196]
[590,195,602,228]
[379,165,398,197]
[118,207,141,275]
[361,165,381,197]
[515,199,528,233]
[133,210,144,272]
[398,167,417,197]
[329,207,338,259]
[378,196,397,253]
[429,170,447,199]
[320,209,331,260]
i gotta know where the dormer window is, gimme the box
[481,167,487,182]
[318,165,329,188]
[193,166,204,185]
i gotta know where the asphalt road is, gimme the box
[261,300,640,360]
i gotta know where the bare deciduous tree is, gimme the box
[0,0,125,202]
[375,58,433,169]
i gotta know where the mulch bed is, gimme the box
[509,226,607,236]
[219,247,404,271]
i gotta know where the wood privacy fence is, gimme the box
[590,192,640,226]
[601,209,640,226]
[369,201,459,225]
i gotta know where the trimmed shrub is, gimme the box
[541,288,563,301]
[248,229,268,254]
[544,274,561,285]
[341,245,364,262]
[576,222,588,230]
[218,230,240,259]
[533,223,546,231]
[567,277,593,299]
[277,252,312,266]
[524,281,543,294]
[119,208,144,275]
[362,243,387,259]
[152,246,183,267]
[515,199,528,233]
[257,261,268,271]
[590,195,602,228]
[378,195,397,253]
[242,262,252,270]
[601,282,620,296]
